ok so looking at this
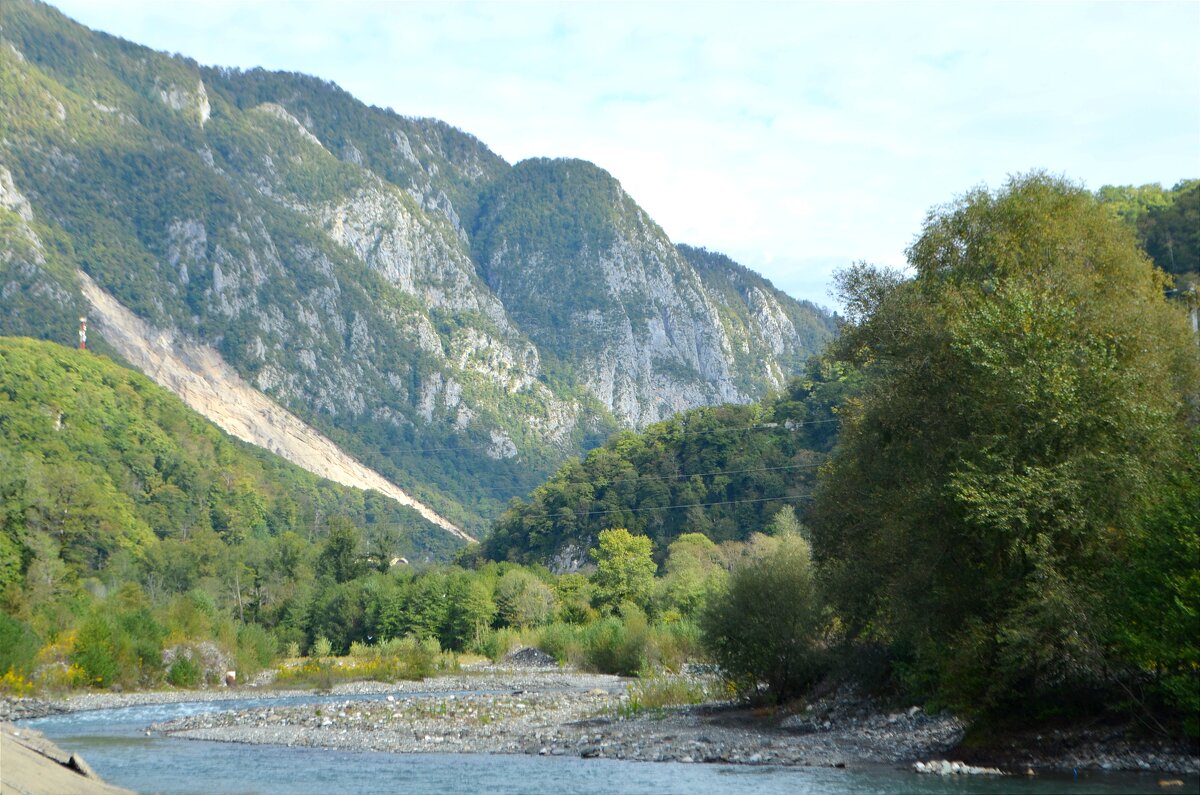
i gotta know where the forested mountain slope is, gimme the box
[482,357,858,567]
[0,336,458,599]
[1099,179,1199,289]
[0,0,835,534]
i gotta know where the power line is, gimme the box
[349,417,842,457]
[503,461,824,497]
[498,493,815,523]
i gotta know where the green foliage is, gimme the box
[0,612,40,679]
[655,532,728,619]
[485,357,854,564]
[279,636,452,687]
[494,568,556,629]
[814,174,1200,717]
[167,654,202,688]
[446,576,497,649]
[590,529,657,612]
[576,605,700,675]
[701,532,823,701]
[1099,179,1199,279]
[619,671,722,718]
[471,159,628,348]
[315,519,366,584]
[310,636,333,659]
[70,593,166,690]
[1105,459,1200,735]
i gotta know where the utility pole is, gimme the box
[78,316,87,350]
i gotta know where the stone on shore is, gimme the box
[913,758,1005,776]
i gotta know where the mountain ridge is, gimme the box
[0,0,836,532]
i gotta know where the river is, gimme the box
[18,693,1192,795]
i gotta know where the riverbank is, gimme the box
[149,672,1200,775]
[1,722,134,795]
[144,669,967,769]
[6,665,1197,777]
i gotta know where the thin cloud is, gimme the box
[48,0,1200,306]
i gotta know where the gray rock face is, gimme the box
[473,160,832,428]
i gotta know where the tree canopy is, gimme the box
[812,174,1200,715]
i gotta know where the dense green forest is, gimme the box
[481,355,855,564]
[0,337,459,686]
[1099,178,1199,284]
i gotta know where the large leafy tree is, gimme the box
[812,174,1199,714]
[589,528,657,612]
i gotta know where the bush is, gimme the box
[310,636,333,658]
[619,671,723,717]
[236,623,278,676]
[71,614,120,688]
[278,635,452,687]
[167,655,202,688]
[478,627,521,661]
[701,533,825,701]
[533,622,583,666]
[581,606,650,676]
[0,613,41,679]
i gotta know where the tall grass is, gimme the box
[477,610,703,677]
[618,671,725,718]
[274,636,456,689]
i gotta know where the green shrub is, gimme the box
[619,671,722,717]
[478,628,521,661]
[277,635,452,688]
[236,623,278,675]
[581,607,649,676]
[310,636,333,658]
[533,622,582,666]
[701,533,824,701]
[71,614,120,688]
[167,655,202,688]
[0,613,41,679]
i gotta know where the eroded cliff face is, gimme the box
[77,272,474,543]
[0,0,833,529]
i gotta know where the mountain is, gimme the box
[0,336,458,596]
[0,0,835,538]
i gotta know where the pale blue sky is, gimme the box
[49,1,1200,307]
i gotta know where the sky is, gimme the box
[49,0,1200,308]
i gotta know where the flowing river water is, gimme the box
[18,693,1193,795]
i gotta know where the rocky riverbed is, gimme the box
[147,669,967,769]
[6,663,1197,776]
